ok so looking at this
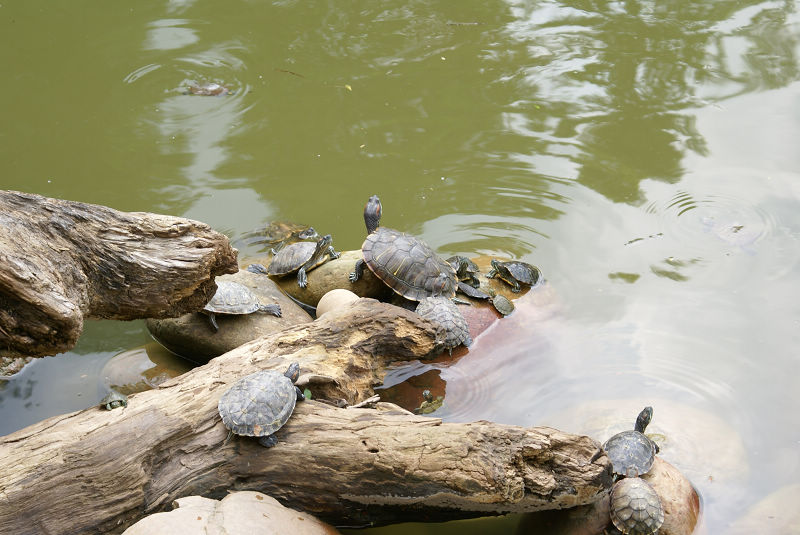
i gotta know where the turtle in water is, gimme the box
[603,406,660,478]
[487,259,541,293]
[100,389,128,410]
[491,294,515,316]
[603,406,664,535]
[415,389,444,415]
[267,234,340,288]
[218,362,305,448]
[349,195,458,301]
[415,296,472,353]
[185,82,231,96]
[202,280,282,332]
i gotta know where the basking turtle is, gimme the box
[218,362,305,448]
[100,389,128,410]
[267,234,340,288]
[202,280,282,332]
[446,255,481,288]
[603,406,660,478]
[415,296,472,353]
[609,477,664,535]
[491,294,515,316]
[415,389,444,415]
[349,195,457,301]
[487,259,541,293]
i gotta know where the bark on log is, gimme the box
[0,190,238,358]
[0,300,611,534]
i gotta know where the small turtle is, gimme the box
[267,234,340,288]
[446,255,481,288]
[603,406,660,478]
[487,259,541,293]
[202,280,282,332]
[415,389,444,415]
[100,389,128,410]
[218,362,305,448]
[491,294,515,316]
[350,196,458,301]
[609,477,664,535]
[416,296,472,353]
[185,82,231,96]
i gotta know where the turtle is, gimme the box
[415,296,472,353]
[491,294,515,316]
[602,406,660,478]
[100,389,128,410]
[446,255,481,288]
[202,280,282,332]
[218,362,305,448]
[349,195,458,301]
[487,259,541,293]
[185,82,230,96]
[415,389,444,415]
[609,477,665,535]
[267,234,340,288]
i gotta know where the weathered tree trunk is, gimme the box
[0,190,238,358]
[0,300,611,534]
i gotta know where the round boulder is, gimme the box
[316,289,360,317]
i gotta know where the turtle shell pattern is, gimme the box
[362,227,457,301]
[416,296,472,350]
[609,477,664,535]
[218,369,297,438]
[603,430,657,478]
[204,281,262,315]
[496,261,541,287]
[268,241,320,276]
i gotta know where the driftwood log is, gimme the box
[0,190,238,358]
[0,300,611,534]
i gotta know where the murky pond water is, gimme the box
[2,1,800,533]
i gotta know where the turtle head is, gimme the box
[296,226,318,240]
[422,389,433,402]
[284,362,301,382]
[315,234,333,251]
[635,406,654,433]
[490,259,501,269]
[364,195,382,234]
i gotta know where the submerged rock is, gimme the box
[146,270,311,363]
[122,491,339,535]
[100,342,194,395]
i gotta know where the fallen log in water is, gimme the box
[0,300,610,534]
[0,190,238,358]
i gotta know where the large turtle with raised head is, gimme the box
[267,234,340,288]
[349,195,457,301]
[487,259,541,293]
[202,280,282,332]
[218,362,305,448]
[603,406,660,478]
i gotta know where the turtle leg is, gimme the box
[349,259,365,283]
[246,263,269,275]
[486,268,498,279]
[259,304,282,317]
[207,313,219,332]
[327,246,341,260]
[295,386,305,401]
[511,281,521,293]
[297,267,308,288]
[258,434,278,448]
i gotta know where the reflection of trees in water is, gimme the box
[500,0,799,203]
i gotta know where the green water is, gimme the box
[2,1,800,533]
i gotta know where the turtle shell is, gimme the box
[204,281,261,315]
[362,227,457,301]
[491,295,515,316]
[609,477,664,535]
[495,260,541,286]
[416,296,472,351]
[603,430,657,478]
[218,369,297,437]
[268,241,319,275]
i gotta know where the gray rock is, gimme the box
[122,491,340,535]
[146,270,312,363]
